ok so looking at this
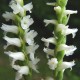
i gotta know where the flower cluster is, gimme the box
[1,0,40,80]
[42,0,78,79]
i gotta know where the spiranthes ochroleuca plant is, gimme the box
[1,0,40,80]
[42,0,78,80]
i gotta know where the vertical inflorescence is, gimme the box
[42,0,78,80]
[1,0,40,80]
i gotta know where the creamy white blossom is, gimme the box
[65,10,77,15]
[2,12,15,21]
[27,44,39,60]
[48,58,58,70]
[29,58,40,73]
[57,44,77,56]
[46,2,56,6]
[14,65,29,80]
[21,15,34,29]
[41,37,56,47]
[3,36,21,49]
[58,61,75,71]
[1,24,18,34]
[43,48,54,58]
[56,24,78,38]
[9,2,24,16]
[4,51,25,61]
[25,30,37,45]
[44,19,57,26]
[23,2,33,13]
[46,77,54,80]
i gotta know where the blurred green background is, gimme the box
[0,0,80,80]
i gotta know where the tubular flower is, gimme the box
[1,0,39,80]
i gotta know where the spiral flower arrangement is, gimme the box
[42,0,78,80]
[1,0,40,80]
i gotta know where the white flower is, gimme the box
[44,19,57,26]
[4,51,25,61]
[41,37,56,47]
[9,1,24,16]
[56,24,78,38]
[3,36,21,49]
[46,2,56,6]
[1,24,18,34]
[25,30,37,45]
[23,2,33,13]
[2,12,15,21]
[21,15,34,29]
[14,65,29,80]
[54,6,61,13]
[46,77,54,80]
[27,44,39,60]
[43,48,54,58]
[48,58,58,70]
[58,61,75,71]
[57,44,77,56]
[29,58,40,73]
[65,10,77,15]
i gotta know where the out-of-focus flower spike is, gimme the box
[46,2,56,6]
[44,19,57,26]
[65,10,78,15]
[1,24,18,34]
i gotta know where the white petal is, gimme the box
[15,66,29,80]
[44,19,57,26]
[43,48,54,58]
[4,51,25,61]
[42,37,56,44]
[3,36,21,49]
[66,28,78,38]
[46,77,54,80]
[2,12,15,21]
[25,30,37,45]
[56,24,78,38]
[58,61,75,70]
[1,24,18,34]
[48,58,58,70]
[23,2,33,13]
[57,44,77,56]
[18,66,29,75]
[15,72,22,80]
[21,15,34,29]
[27,44,39,60]
[65,10,77,14]
[46,2,56,6]
[9,2,24,16]
[29,58,40,73]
